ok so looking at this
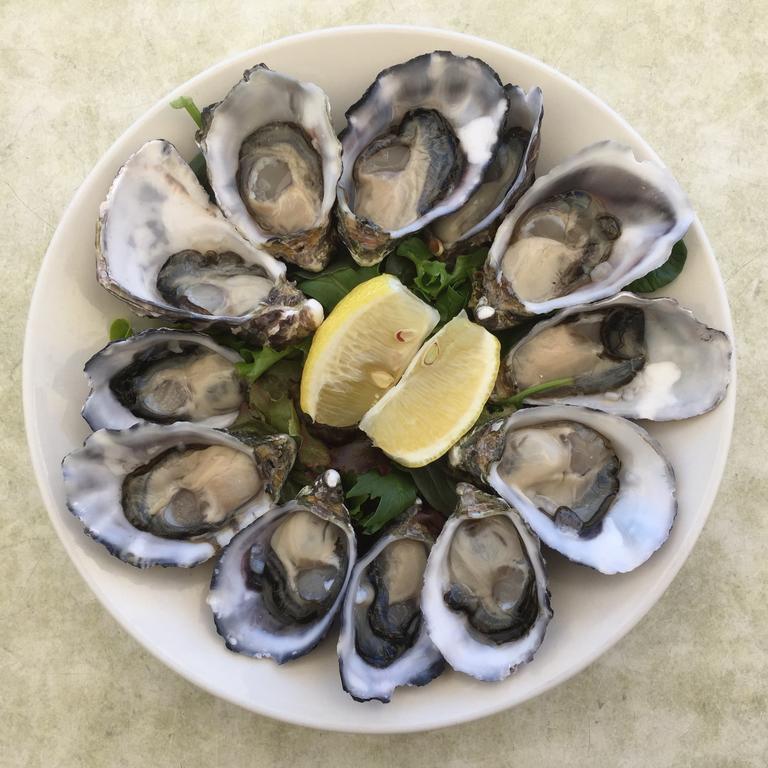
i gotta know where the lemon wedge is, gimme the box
[300,274,439,427]
[359,312,500,467]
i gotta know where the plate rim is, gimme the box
[23,23,737,733]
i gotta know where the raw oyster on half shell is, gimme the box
[62,424,296,568]
[421,483,551,681]
[337,503,445,702]
[336,51,509,265]
[198,65,342,271]
[97,140,323,347]
[450,406,677,573]
[474,142,694,329]
[208,470,356,663]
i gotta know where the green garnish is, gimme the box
[295,257,380,312]
[625,240,687,293]
[389,238,486,322]
[170,96,203,128]
[109,318,133,341]
[234,339,310,383]
[407,461,458,516]
[493,377,576,410]
[345,469,418,534]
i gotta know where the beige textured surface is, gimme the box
[1,2,765,766]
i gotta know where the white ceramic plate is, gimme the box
[24,25,735,733]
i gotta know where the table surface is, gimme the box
[2,2,765,766]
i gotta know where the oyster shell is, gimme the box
[495,292,732,420]
[97,139,323,347]
[337,504,445,702]
[198,65,342,271]
[208,470,356,663]
[336,51,509,266]
[62,425,296,568]
[83,328,246,430]
[450,406,676,573]
[421,483,551,681]
[473,142,694,328]
[429,84,544,255]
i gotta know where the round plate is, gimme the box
[23,25,735,733]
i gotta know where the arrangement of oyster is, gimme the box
[429,84,544,255]
[198,65,342,271]
[97,139,323,347]
[83,328,246,430]
[62,425,296,568]
[336,51,509,265]
[495,293,732,420]
[208,470,356,662]
[337,504,445,702]
[421,483,551,681]
[451,406,677,573]
[56,51,733,703]
[473,141,694,329]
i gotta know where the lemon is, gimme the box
[359,312,500,467]
[300,274,439,427]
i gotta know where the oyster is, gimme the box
[337,504,445,702]
[198,65,342,271]
[337,51,509,265]
[62,425,296,568]
[473,142,694,328]
[83,328,246,430]
[495,293,732,420]
[429,85,544,255]
[450,406,676,573]
[421,483,551,681]
[97,139,323,347]
[208,470,356,663]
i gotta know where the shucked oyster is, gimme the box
[474,142,694,328]
[450,406,676,573]
[337,504,445,702]
[83,329,246,430]
[495,293,732,420]
[337,51,509,265]
[62,424,296,568]
[199,65,342,271]
[97,140,323,347]
[421,483,551,681]
[208,470,356,663]
[429,84,544,256]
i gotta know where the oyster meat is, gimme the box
[474,142,694,328]
[208,470,356,662]
[97,139,323,347]
[83,328,246,430]
[336,51,509,265]
[198,65,342,271]
[450,406,677,573]
[429,84,544,255]
[337,504,445,702]
[421,483,551,681]
[62,425,296,568]
[495,292,732,420]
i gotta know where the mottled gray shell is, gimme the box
[208,470,356,663]
[61,425,296,568]
[336,51,509,266]
[497,292,732,420]
[198,65,342,272]
[421,483,551,681]
[82,328,244,430]
[96,140,323,347]
[475,141,694,326]
[450,406,677,574]
[337,504,445,702]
